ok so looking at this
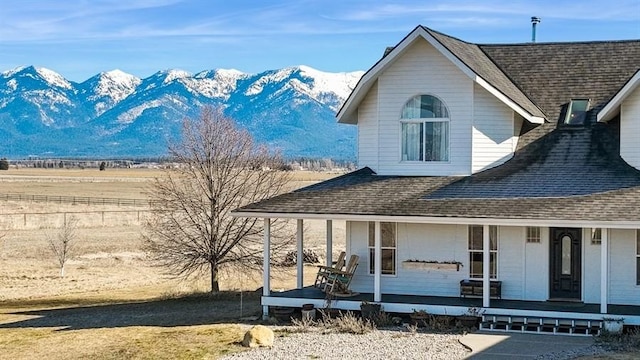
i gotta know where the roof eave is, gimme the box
[231,210,639,229]
[337,26,545,125]
[475,77,545,124]
[598,69,640,122]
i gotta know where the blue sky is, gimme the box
[1,0,639,82]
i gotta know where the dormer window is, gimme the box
[563,99,590,125]
[400,95,450,162]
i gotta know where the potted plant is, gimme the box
[360,300,381,321]
[457,307,485,328]
[602,317,624,333]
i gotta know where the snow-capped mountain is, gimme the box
[0,65,364,158]
[78,70,141,117]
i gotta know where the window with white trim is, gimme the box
[526,226,541,243]
[591,228,602,245]
[400,95,450,162]
[368,222,397,275]
[469,225,498,279]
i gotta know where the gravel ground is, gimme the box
[537,346,610,360]
[223,326,470,360]
[223,325,617,360]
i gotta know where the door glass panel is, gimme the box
[562,235,571,275]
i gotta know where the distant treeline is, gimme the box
[287,157,357,171]
[3,157,357,171]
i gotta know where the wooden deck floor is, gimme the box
[269,286,640,316]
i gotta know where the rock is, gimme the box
[242,325,274,348]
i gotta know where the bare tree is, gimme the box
[143,107,293,292]
[47,217,78,277]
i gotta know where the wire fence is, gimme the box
[0,210,151,230]
[0,193,149,207]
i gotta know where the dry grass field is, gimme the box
[0,168,343,359]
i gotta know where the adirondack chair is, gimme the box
[324,254,359,295]
[314,251,346,289]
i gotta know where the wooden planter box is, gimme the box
[402,261,461,271]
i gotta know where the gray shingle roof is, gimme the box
[427,123,640,199]
[424,27,546,119]
[235,164,640,222]
[480,39,640,122]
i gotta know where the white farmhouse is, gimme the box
[233,25,640,334]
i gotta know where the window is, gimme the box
[563,99,589,125]
[526,226,541,243]
[368,222,396,275]
[400,95,450,162]
[636,230,640,285]
[591,228,602,245]
[469,225,498,279]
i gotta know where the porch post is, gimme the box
[296,219,304,289]
[374,221,382,302]
[600,228,609,314]
[483,225,490,308]
[262,218,271,320]
[326,220,333,267]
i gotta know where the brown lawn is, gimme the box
[0,168,342,359]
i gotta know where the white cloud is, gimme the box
[333,0,640,23]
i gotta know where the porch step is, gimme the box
[480,315,602,336]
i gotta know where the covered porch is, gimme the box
[252,215,640,326]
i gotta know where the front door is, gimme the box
[550,228,582,300]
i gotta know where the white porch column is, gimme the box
[326,220,333,267]
[600,228,609,314]
[483,225,491,308]
[374,221,382,302]
[262,218,271,320]
[296,219,304,289]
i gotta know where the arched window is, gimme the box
[400,95,450,162]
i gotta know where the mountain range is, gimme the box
[0,65,364,159]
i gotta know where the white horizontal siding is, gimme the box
[524,227,549,301]
[609,229,640,305]
[620,85,640,170]
[346,224,640,306]
[472,83,517,173]
[375,40,473,176]
[348,222,468,296]
[583,228,601,304]
[357,81,379,170]
[347,222,545,301]
[497,226,524,300]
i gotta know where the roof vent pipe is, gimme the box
[531,16,541,42]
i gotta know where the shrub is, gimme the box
[0,158,9,170]
[318,310,376,334]
[597,326,640,351]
